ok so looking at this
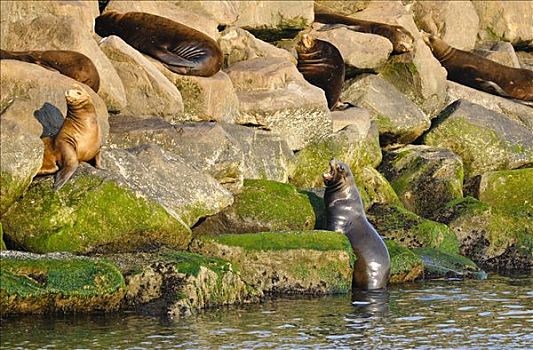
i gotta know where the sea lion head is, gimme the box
[391,26,414,53]
[295,32,317,54]
[65,85,91,108]
[95,10,123,37]
[323,159,352,187]
[420,31,449,57]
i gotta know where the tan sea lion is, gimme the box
[323,159,390,290]
[296,34,348,111]
[37,85,103,191]
[95,11,223,77]
[422,33,533,102]
[0,49,100,92]
[314,4,414,54]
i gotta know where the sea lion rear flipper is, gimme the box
[152,49,197,68]
[476,78,511,98]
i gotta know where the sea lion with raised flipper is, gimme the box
[323,159,390,290]
[95,11,223,77]
[37,85,103,191]
[314,4,414,54]
[0,49,100,92]
[296,34,348,111]
[422,33,533,102]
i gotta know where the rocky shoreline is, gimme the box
[1,1,531,317]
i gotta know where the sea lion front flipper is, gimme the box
[151,48,197,68]
[53,145,79,191]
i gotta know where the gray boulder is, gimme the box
[150,57,240,123]
[341,74,430,146]
[423,100,533,179]
[218,26,297,68]
[412,0,479,50]
[226,57,331,150]
[331,107,372,133]
[309,23,392,71]
[172,0,239,26]
[473,41,521,69]
[473,1,533,46]
[445,81,533,132]
[0,2,127,112]
[348,0,448,115]
[233,1,313,32]
[379,145,464,218]
[219,123,295,183]
[98,36,184,121]
[290,115,382,188]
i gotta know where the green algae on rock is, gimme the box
[0,251,125,315]
[2,171,191,254]
[289,117,382,188]
[477,168,533,218]
[413,247,486,280]
[108,249,256,318]
[0,224,6,251]
[423,100,533,179]
[433,196,531,272]
[379,145,464,218]
[367,204,460,255]
[191,231,355,295]
[193,179,315,235]
[386,240,424,283]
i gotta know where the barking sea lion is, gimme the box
[323,159,391,290]
[95,11,223,77]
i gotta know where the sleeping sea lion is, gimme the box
[422,33,533,101]
[314,4,414,54]
[0,49,100,92]
[95,11,223,77]
[38,85,103,191]
[296,34,347,111]
[323,159,391,290]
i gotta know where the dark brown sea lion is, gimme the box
[95,11,223,77]
[37,85,103,191]
[0,49,100,92]
[296,34,347,111]
[323,159,390,290]
[314,4,414,54]
[422,33,533,102]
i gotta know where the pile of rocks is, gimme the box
[1,1,531,316]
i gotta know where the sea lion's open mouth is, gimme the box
[322,159,337,182]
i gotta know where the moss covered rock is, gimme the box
[341,74,431,146]
[289,115,382,188]
[2,165,191,254]
[107,249,257,318]
[413,247,486,280]
[423,100,533,179]
[432,197,531,272]
[0,224,6,251]
[477,168,533,217]
[379,145,464,218]
[193,179,315,235]
[0,251,125,315]
[354,166,402,210]
[190,231,355,295]
[367,204,460,254]
[386,240,424,283]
